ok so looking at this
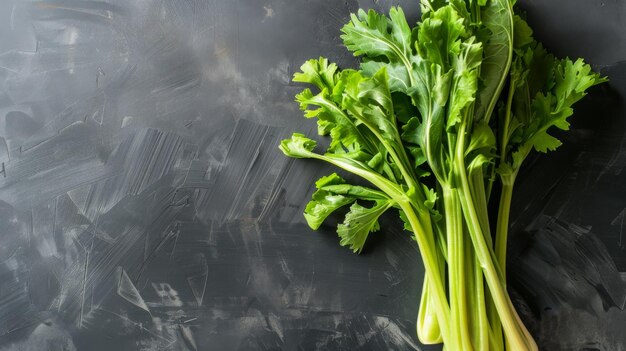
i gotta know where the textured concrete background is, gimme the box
[0,1,624,350]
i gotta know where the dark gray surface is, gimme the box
[0,1,623,350]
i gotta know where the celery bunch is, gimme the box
[280,1,606,349]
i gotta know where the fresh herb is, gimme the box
[280,1,605,350]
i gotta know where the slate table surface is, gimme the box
[0,1,624,350]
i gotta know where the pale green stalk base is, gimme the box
[495,180,514,275]
[417,277,443,344]
[401,202,453,348]
[443,187,473,350]
[456,121,538,351]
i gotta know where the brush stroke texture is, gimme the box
[0,0,624,350]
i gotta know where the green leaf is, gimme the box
[337,199,394,253]
[466,121,496,156]
[293,57,339,94]
[529,131,562,153]
[391,92,418,123]
[367,151,386,173]
[417,6,466,70]
[407,62,452,182]
[447,37,483,130]
[295,88,355,149]
[523,43,556,97]
[553,58,607,113]
[527,58,606,153]
[510,145,530,171]
[365,151,402,182]
[341,7,416,95]
[443,0,470,19]
[341,7,412,61]
[344,68,402,152]
[422,185,438,210]
[398,209,413,232]
[503,42,607,172]
[408,146,429,172]
[400,118,431,177]
[321,184,390,201]
[279,133,317,158]
[341,67,425,186]
[388,6,414,56]
[294,64,379,154]
[358,68,394,114]
[401,117,423,145]
[420,0,448,16]
[361,61,410,93]
[474,0,514,123]
[513,15,534,52]
[304,174,356,230]
[304,173,393,231]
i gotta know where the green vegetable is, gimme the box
[494,17,607,276]
[280,2,606,350]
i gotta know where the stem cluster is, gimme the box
[280,2,605,350]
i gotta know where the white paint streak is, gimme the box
[610,208,626,248]
[267,313,284,341]
[374,316,421,350]
[262,5,274,22]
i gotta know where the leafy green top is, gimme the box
[497,16,607,180]
[281,3,605,253]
